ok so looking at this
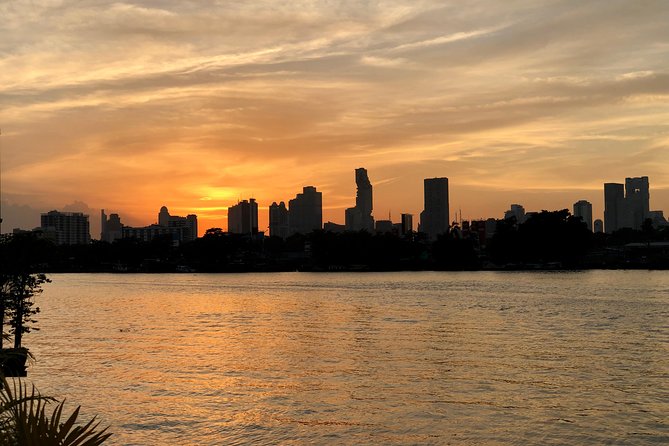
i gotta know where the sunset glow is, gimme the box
[2,1,668,235]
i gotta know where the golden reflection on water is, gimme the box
[25,271,669,445]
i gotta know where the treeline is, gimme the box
[6,210,669,272]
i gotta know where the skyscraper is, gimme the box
[419,177,449,240]
[40,210,90,245]
[228,199,259,234]
[269,201,289,238]
[289,186,322,235]
[345,168,374,232]
[604,177,651,233]
[604,183,624,233]
[623,176,650,230]
[573,200,593,231]
[401,213,413,235]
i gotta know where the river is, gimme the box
[25,271,668,445]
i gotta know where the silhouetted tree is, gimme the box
[488,210,592,266]
[0,234,51,350]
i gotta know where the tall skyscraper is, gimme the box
[573,200,593,231]
[228,199,259,234]
[401,213,413,235]
[289,186,322,235]
[345,168,374,232]
[40,210,90,245]
[604,177,651,232]
[604,183,624,233]
[419,177,449,240]
[623,176,650,230]
[269,201,289,238]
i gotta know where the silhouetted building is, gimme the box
[120,206,198,245]
[623,176,650,230]
[401,213,413,235]
[289,186,322,235]
[375,220,393,233]
[122,224,189,245]
[485,218,498,239]
[604,183,624,233]
[573,200,593,231]
[158,206,198,241]
[468,220,487,248]
[345,168,374,232]
[604,177,651,232]
[13,226,57,243]
[594,219,604,233]
[648,211,667,227]
[228,199,258,235]
[504,204,526,223]
[419,177,449,240]
[269,201,289,238]
[101,210,123,242]
[324,221,345,233]
[40,211,90,245]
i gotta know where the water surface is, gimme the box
[27,271,669,445]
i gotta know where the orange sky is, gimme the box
[1,1,668,237]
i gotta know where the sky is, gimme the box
[1,0,668,237]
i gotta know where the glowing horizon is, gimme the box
[1,1,668,236]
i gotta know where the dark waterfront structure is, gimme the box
[122,224,191,244]
[122,206,199,245]
[289,186,322,235]
[419,177,449,240]
[604,177,650,232]
[269,201,289,238]
[375,219,393,233]
[345,168,374,232]
[573,200,593,231]
[228,199,259,235]
[101,210,123,242]
[40,210,90,245]
[504,204,526,223]
[401,213,413,235]
[159,206,198,242]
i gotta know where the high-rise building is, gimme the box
[228,199,259,234]
[289,186,322,235]
[375,220,393,233]
[604,183,624,233]
[573,200,593,231]
[648,211,667,228]
[401,213,413,235]
[40,210,90,245]
[101,209,123,242]
[345,168,374,232]
[158,206,198,241]
[504,204,526,224]
[419,177,449,240]
[604,177,651,232]
[121,206,197,245]
[269,201,289,238]
[622,176,650,230]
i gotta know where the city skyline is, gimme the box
[12,173,666,241]
[2,1,669,235]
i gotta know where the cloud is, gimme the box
[2,0,669,233]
